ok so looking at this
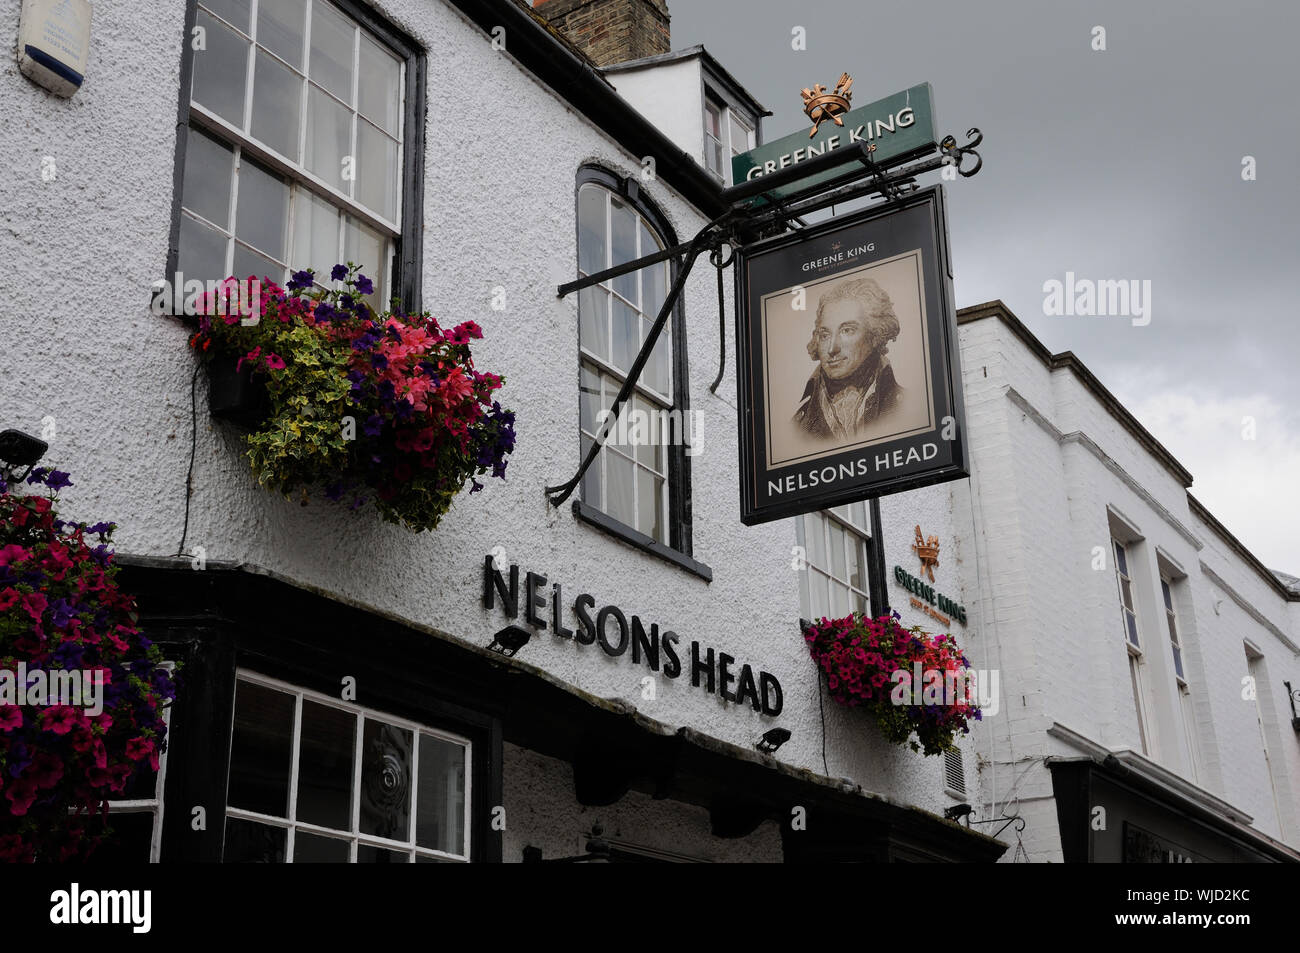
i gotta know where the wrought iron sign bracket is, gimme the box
[545,126,983,509]
[546,208,743,507]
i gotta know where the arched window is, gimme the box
[574,168,689,554]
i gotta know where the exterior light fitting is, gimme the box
[488,625,531,658]
[756,727,791,754]
[0,429,48,481]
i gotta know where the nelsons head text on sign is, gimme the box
[482,556,783,716]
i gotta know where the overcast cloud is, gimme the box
[671,0,1300,573]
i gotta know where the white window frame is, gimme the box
[798,503,872,621]
[1161,577,1186,686]
[103,662,175,863]
[1113,539,1141,649]
[577,182,674,543]
[224,670,472,863]
[186,0,405,296]
[703,96,756,185]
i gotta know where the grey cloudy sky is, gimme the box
[671,0,1300,573]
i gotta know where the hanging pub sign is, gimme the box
[734,185,968,525]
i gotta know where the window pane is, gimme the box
[606,449,636,528]
[579,434,601,509]
[829,521,847,582]
[633,396,662,471]
[356,118,398,220]
[292,188,340,280]
[257,0,305,69]
[201,0,251,33]
[729,113,752,153]
[831,582,850,617]
[182,127,234,228]
[578,285,609,361]
[577,187,606,274]
[296,701,356,831]
[1125,611,1140,647]
[357,845,408,863]
[1113,541,1127,575]
[644,322,670,395]
[359,720,412,841]
[358,33,402,136]
[705,102,721,136]
[1172,643,1185,680]
[612,298,639,372]
[192,11,249,126]
[223,818,286,863]
[637,468,663,542]
[1161,580,1173,610]
[848,536,863,591]
[805,514,826,568]
[310,1,355,103]
[227,681,295,817]
[610,198,638,302]
[854,589,868,615]
[179,214,230,284]
[851,501,867,529]
[809,570,831,619]
[416,736,466,855]
[294,832,350,863]
[343,216,386,311]
[305,84,351,186]
[235,159,289,260]
[578,363,602,435]
[250,48,302,160]
[232,242,283,283]
[641,258,667,319]
[1167,615,1179,645]
[1120,578,1134,611]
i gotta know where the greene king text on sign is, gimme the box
[732,83,936,201]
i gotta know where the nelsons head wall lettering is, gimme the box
[482,556,784,716]
[893,564,967,626]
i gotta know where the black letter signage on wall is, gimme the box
[734,186,968,524]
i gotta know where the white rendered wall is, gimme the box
[604,57,705,169]
[958,312,1300,858]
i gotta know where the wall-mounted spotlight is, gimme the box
[488,625,531,658]
[756,727,791,754]
[0,429,48,482]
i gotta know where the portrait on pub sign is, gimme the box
[762,250,935,468]
[734,188,968,525]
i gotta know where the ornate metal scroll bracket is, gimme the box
[940,127,983,178]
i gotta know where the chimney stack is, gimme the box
[534,0,671,68]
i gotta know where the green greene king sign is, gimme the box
[732,83,937,201]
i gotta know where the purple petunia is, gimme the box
[331,264,349,282]
[287,269,315,291]
[354,274,374,296]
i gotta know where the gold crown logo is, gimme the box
[912,525,940,583]
[801,72,854,139]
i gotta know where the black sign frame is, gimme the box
[734,186,968,525]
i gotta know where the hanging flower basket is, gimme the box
[803,611,981,756]
[0,467,177,861]
[187,265,517,533]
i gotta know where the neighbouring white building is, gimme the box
[0,0,1294,865]
[955,301,1300,862]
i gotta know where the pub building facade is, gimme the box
[0,0,1005,863]
[0,0,1294,865]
